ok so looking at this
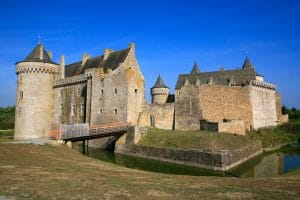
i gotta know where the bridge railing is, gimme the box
[59,122,131,140]
[60,123,89,140]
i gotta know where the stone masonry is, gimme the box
[14,43,287,140]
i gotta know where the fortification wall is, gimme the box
[175,84,253,130]
[138,103,174,130]
[115,127,262,171]
[51,75,87,134]
[174,84,202,130]
[89,67,128,125]
[14,62,58,140]
[249,86,277,129]
[199,85,253,130]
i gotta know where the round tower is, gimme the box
[151,75,169,104]
[14,44,58,140]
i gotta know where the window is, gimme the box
[135,89,138,94]
[20,91,23,99]
[77,88,81,96]
[18,106,21,116]
[59,104,63,116]
[101,89,104,95]
[114,109,117,114]
[115,88,118,94]
[80,103,84,116]
[71,105,75,116]
[100,109,103,114]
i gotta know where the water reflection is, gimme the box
[73,142,300,178]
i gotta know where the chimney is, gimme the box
[82,53,91,66]
[103,48,113,60]
[60,55,65,79]
[47,51,52,59]
[39,44,43,60]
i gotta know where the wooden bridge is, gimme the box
[55,122,132,142]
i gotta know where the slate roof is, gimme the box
[175,68,257,89]
[191,62,200,74]
[242,56,254,69]
[151,75,169,89]
[65,48,130,77]
[16,44,58,65]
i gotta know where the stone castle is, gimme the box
[14,43,288,140]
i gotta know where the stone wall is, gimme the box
[138,103,175,130]
[14,62,58,140]
[218,120,245,135]
[115,127,262,171]
[174,84,202,130]
[200,119,245,135]
[175,84,253,130]
[249,86,277,129]
[89,45,144,126]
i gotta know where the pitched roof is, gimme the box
[151,75,169,89]
[242,56,254,69]
[65,48,130,77]
[175,68,257,89]
[16,44,58,65]
[191,62,200,74]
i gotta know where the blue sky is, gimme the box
[0,0,300,108]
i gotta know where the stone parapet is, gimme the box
[54,74,87,88]
[250,80,276,90]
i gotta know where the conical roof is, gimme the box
[16,44,58,64]
[242,56,254,69]
[191,62,200,74]
[151,75,169,89]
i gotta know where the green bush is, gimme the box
[0,106,15,130]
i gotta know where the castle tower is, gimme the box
[14,44,58,140]
[151,75,169,104]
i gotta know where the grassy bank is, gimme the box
[138,128,257,150]
[139,122,300,150]
[246,122,300,148]
[0,143,299,199]
[0,129,13,142]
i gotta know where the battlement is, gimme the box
[54,74,87,88]
[16,62,58,75]
[250,80,276,90]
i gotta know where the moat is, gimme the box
[74,144,300,178]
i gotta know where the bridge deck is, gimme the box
[59,122,131,142]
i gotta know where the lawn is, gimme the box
[0,143,299,199]
[0,129,13,142]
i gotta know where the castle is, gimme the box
[14,43,288,140]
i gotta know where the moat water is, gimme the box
[74,144,300,178]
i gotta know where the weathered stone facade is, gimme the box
[14,43,287,140]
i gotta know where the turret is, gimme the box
[242,56,254,69]
[14,43,58,140]
[191,62,200,74]
[151,75,169,104]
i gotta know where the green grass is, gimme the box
[0,143,299,199]
[246,123,300,148]
[0,129,14,142]
[138,128,256,150]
